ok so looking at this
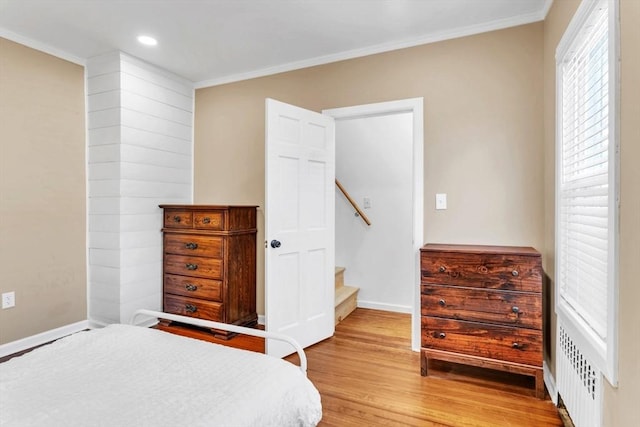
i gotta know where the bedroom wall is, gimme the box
[542,0,580,387]
[0,38,86,344]
[603,0,640,424]
[543,0,640,425]
[86,52,194,326]
[194,22,544,317]
[335,112,414,312]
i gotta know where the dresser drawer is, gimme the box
[164,254,223,279]
[421,252,541,293]
[164,274,222,301]
[164,294,223,321]
[421,316,542,366]
[163,209,194,229]
[193,211,224,230]
[164,234,223,258]
[421,285,542,329]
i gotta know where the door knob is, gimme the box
[270,240,281,248]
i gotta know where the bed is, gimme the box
[0,309,322,427]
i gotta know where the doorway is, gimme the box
[323,98,424,351]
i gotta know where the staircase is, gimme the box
[335,267,359,325]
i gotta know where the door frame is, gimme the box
[323,97,424,351]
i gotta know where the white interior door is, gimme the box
[265,98,335,357]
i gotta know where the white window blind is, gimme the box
[556,0,618,384]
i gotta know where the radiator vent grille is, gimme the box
[557,323,602,427]
[559,326,598,400]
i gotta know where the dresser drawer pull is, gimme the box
[185,242,198,250]
[438,332,446,339]
[185,263,198,271]
[438,266,446,273]
[512,342,523,350]
[511,270,519,277]
[185,284,198,292]
[173,215,182,223]
[202,217,211,224]
[185,304,197,313]
[512,306,520,314]
[438,299,446,307]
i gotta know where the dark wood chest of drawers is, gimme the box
[420,243,544,398]
[160,205,258,337]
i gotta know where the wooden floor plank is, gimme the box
[297,308,562,427]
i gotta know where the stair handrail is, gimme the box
[335,179,371,226]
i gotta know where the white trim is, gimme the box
[119,51,195,89]
[323,97,424,353]
[543,360,558,405]
[541,0,555,19]
[555,0,600,59]
[0,320,90,358]
[356,301,413,314]
[607,0,620,388]
[84,67,91,330]
[0,27,85,66]
[554,0,619,387]
[194,13,545,88]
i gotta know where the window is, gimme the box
[555,0,618,385]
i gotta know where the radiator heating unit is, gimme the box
[557,322,603,427]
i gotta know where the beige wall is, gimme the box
[544,0,640,425]
[0,38,87,344]
[605,1,640,425]
[542,0,581,384]
[195,22,544,317]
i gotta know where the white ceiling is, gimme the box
[0,0,550,87]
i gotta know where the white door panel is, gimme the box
[265,98,335,357]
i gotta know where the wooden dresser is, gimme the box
[420,243,544,398]
[160,205,258,338]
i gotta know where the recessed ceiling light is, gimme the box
[137,35,157,46]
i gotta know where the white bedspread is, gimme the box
[0,324,322,427]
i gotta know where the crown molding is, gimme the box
[195,9,546,89]
[541,0,555,19]
[0,27,85,66]
[1,2,551,90]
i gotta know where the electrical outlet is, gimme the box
[2,291,15,309]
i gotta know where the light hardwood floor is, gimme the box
[293,308,563,427]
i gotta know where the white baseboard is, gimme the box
[0,319,90,358]
[543,360,558,405]
[357,300,412,314]
[254,304,408,325]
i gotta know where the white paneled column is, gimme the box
[87,52,193,325]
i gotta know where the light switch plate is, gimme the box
[435,193,447,210]
[2,291,15,309]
